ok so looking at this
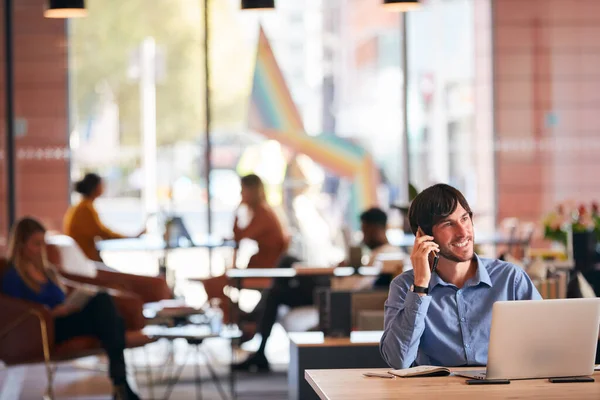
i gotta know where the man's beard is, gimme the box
[438,242,474,263]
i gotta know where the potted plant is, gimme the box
[543,202,599,268]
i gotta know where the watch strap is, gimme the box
[412,284,429,294]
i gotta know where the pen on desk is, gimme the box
[431,254,439,275]
[362,372,395,379]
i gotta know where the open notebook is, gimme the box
[63,285,100,309]
[388,366,451,378]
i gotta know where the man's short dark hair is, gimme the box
[360,207,388,228]
[408,183,473,235]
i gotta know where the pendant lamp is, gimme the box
[241,0,275,10]
[383,0,420,12]
[44,0,87,18]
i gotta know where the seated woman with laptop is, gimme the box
[63,173,145,263]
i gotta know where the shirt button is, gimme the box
[457,290,462,295]
[465,344,470,349]
[460,317,466,322]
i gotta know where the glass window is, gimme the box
[68,0,488,276]
[407,0,479,205]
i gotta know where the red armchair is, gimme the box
[0,258,154,399]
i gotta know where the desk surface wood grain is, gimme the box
[305,368,600,399]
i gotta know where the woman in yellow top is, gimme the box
[63,173,144,262]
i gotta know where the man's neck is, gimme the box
[368,235,389,251]
[435,256,477,289]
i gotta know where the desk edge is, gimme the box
[305,370,329,400]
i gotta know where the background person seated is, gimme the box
[233,207,402,372]
[234,173,288,269]
[1,217,140,400]
[201,174,289,322]
[64,173,144,262]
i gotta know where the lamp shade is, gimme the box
[44,0,87,18]
[241,0,275,10]
[383,0,420,12]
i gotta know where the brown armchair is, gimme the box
[46,242,172,304]
[0,258,154,399]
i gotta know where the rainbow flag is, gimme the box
[247,26,380,220]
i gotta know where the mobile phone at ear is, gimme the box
[419,226,439,274]
[430,254,439,275]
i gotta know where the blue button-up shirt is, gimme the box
[380,255,542,369]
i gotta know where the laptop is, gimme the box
[165,216,193,248]
[457,298,600,380]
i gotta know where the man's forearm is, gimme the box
[380,291,431,369]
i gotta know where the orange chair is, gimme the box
[0,258,154,399]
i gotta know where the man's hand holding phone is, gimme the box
[410,228,439,292]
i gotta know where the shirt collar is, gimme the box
[471,254,493,288]
[429,254,493,290]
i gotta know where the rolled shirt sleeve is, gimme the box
[380,273,432,369]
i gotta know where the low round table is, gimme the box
[142,324,241,400]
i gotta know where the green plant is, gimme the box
[542,202,600,245]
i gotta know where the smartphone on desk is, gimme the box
[548,377,595,383]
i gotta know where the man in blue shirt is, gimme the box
[380,184,542,369]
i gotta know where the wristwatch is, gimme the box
[411,284,429,295]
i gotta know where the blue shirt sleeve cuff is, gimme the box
[404,290,432,313]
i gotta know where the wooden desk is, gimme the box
[305,368,600,400]
[289,332,387,400]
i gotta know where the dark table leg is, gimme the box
[161,348,191,400]
[194,344,203,400]
[199,346,229,400]
[144,345,156,400]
